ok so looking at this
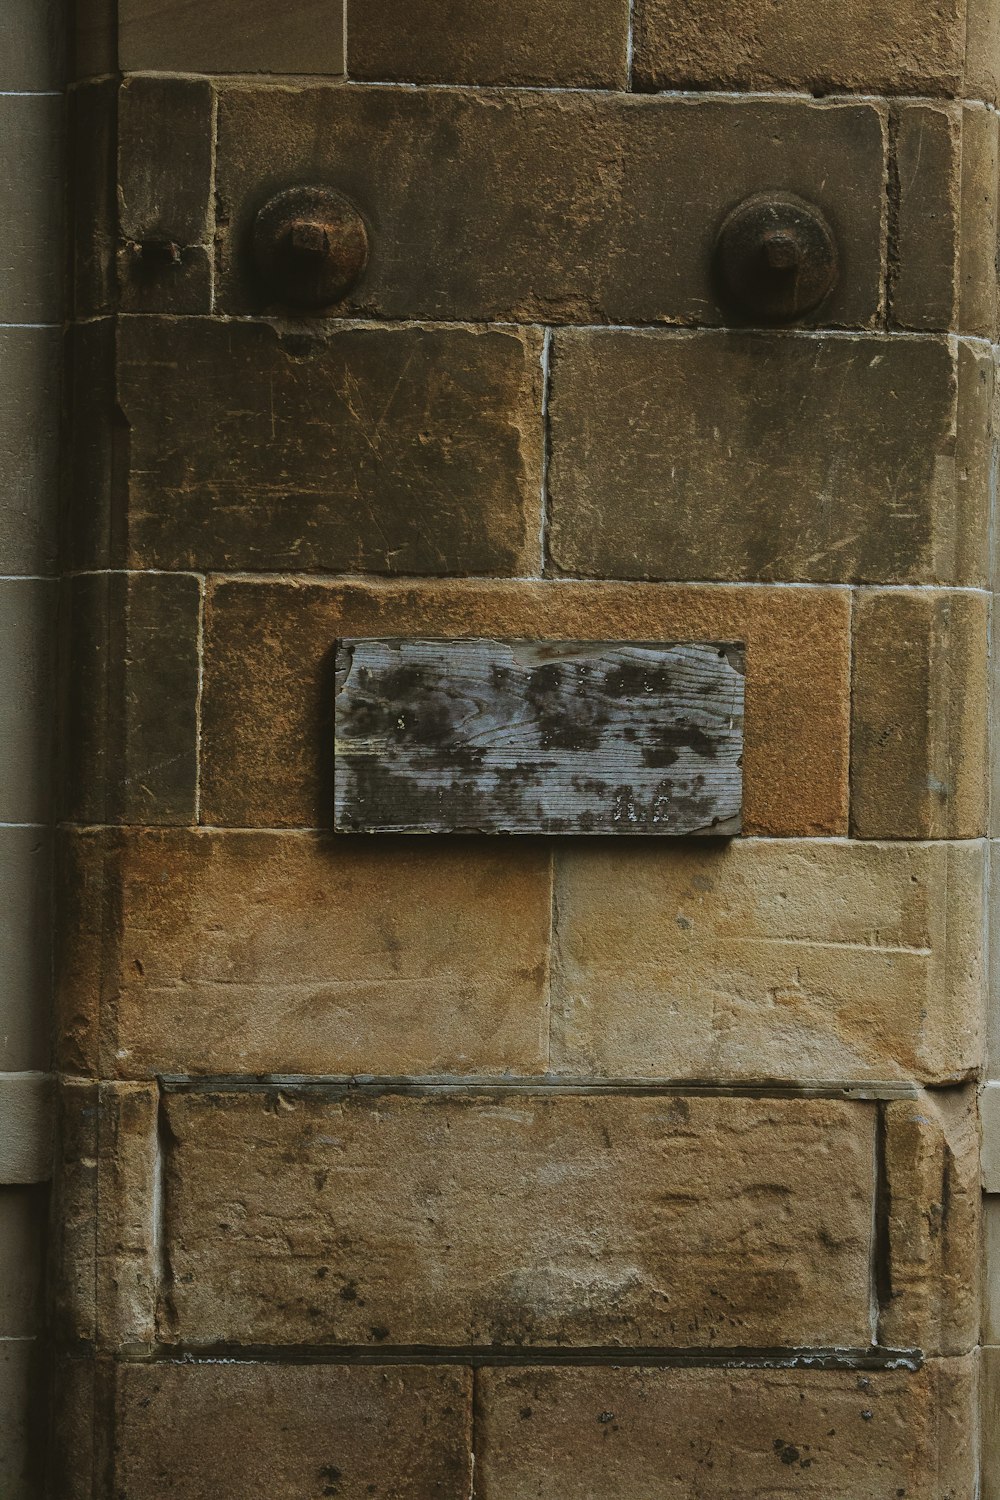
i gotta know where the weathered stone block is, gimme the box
[201,579,850,837]
[632,0,965,94]
[966,0,1000,103]
[985,1348,1000,1500]
[851,589,989,838]
[114,318,543,574]
[56,829,551,1079]
[551,839,984,1085]
[161,1090,876,1349]
[118,0,345,74]
[215,88,884,326]
[475,1359,977,1499]
[348,0,628,86]
[117,77,214,315]
[0,328,60,576]
[113,1363,472,1498]
[49,1080,158,1352]
[890,104,999,336]
[60,572,201,826]
[548,332,987,585]
[986,1197,1000,1343]
[958,106,1000,337]
[0,96,63,323]
[880,1087,980,1356]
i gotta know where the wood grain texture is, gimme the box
[334,639,744,836]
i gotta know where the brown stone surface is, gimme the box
[118,0,345,74]
[113,1363,472,1498]
[890,105,961,332]
[958,105,1000,337]
[117,77,214,315]
[161,1090,876,1349]
[201,579,850,837]
[851,589,989,839]
[60,572,201,826]
[548,332,986,585]
[966,0,1000,103]
[880,1088,980,1357]
[551,839,984,1085]
[632,0,965,94]
[348,0,628,86]
[50,1080,158,1353]
[215,88,884,326]
[985,1347,1000,1500]
[56,829,551,1079]
[114,318,543,574]
[475,1359,977,1499]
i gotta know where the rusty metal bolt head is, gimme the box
[252,185,370,311]
[714,193,839,324]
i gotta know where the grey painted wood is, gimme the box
[334,639,744,836]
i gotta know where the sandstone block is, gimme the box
[966,0,1000,103]
[890,105,961,331]
[118,0,345,74]
[632,0,965,94]
[161,1090,876,1349]
[117,77,214,315]
[984,1196,1000,1344]
[985,1348,1000,1500]
[201,579,850,837]
[112,1363,472,1498]
[475,1359,977,1499]
[958,106,1000,336]
[348,0,628,86]
[551,839,984,1085]
[49,1079,159,1352]
[215,88,884,326]
[56,828,551,1079]
[114,318,543,574]
[890,103,999,335]
[60,572,201,826]
[548,332,986,585]
[851,589,989,838]
[880,1087,980,1356]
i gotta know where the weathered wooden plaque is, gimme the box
[334,639,744,836]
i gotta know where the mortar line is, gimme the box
[193,575,206,824]
[156,1073,923,1100]
[470,1365,479,1498]
[125,1341,925,1370]
[62,569,994,595]
[206,87,219,313]
[538,327,553,578]
[626,0,636,87]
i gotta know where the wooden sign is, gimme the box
[334,639,744,836]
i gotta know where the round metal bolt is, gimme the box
[714,193,839,323]
[252,185,370,311]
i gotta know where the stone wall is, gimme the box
[56,1,999,1494]
[0,1,63,1492]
